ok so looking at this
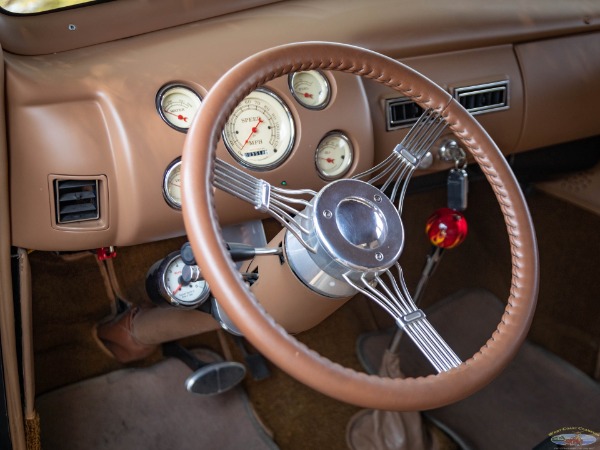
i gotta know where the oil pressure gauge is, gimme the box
[289,70,331,110]
[156,84,202,132]
[315,132,354,180]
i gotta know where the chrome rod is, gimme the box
[214,159,317,252]
[343,266,461,373]
[354,109,446,211]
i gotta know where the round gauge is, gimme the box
[156,84,202,132]
[223,89,295,170]
[163,158,182,210]
[160,252,210,308]
[289,70,331,110]
[315,132,354,180]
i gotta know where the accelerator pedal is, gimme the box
[163,342,246,396]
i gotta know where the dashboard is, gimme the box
[2,0,600,252]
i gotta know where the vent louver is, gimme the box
[55,179,100,224]
[385,97,424,130]
[454,81,509,114]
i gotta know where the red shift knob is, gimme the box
[425,208,468,249]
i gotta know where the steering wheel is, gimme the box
[181,42,538,411]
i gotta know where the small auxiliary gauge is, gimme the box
[163,158,182,209]
[156,84,202,132]
[289,70,331,110]
[315,132,354,180]
[146,251,210,309]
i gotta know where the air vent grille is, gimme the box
[454,81,509,114]
[54,179,100,224]
[385,97,424,130]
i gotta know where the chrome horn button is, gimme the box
[312,179,403,272]
[285,179,404,298]
[335,197,388,250]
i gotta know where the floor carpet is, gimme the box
[36,348,278,450]
[356,289,600,450]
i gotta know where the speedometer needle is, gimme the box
[241,118,263,150]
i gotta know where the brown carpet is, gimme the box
[30,251,127,395]
[36,348,278,450]
[356,289,600,450]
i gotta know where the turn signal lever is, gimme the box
[179,242,282,285]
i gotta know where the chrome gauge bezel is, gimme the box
[288,70,331,110]
[159,252,210,309]
[315,131,354,180]
[162,157,182,210]
[156,83,202,133]
[222,88,296,171]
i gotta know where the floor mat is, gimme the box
[36,348,278,450]
[356,289,600,450]
[536,162,600,216]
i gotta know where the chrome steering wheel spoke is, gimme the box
[354,109,446,212]
[344,263,461,373]
[214,159,317,252]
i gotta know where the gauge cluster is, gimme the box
[157,71,368,211]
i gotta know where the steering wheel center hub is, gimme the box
[286,179,404,297]
[336,197,388,249]
[314,179,403,270]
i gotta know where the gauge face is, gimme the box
[223,89,295,170]
[163,158,182,209]
[156,84,202,132]
[315,132,354,179]
[162,254,210,308]
[289,70,331,110]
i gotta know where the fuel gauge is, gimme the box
[156,84,202,132]
[163,158,182,210]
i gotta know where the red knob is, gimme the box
[425,208,468,249]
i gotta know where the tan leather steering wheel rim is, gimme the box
[182,41,538,411]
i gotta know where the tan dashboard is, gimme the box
[2,0,600,251]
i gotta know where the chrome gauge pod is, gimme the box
[285,179,404,298]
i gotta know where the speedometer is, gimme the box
[223,89,295,170]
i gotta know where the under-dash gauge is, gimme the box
[315,132,354,180]
[289,70,331,110]
[156,84,202,132]
[223,88,295,170]
[163,158,182,209]
[146,251,210,309]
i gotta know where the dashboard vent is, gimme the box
[54,179,100,224]
[385,97,424,130]
[453,81,509,114]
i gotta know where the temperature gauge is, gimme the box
[156,84,202,132]
[315,132,354,180]
[289,70,331,110]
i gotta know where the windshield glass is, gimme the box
[0,0,97,14]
